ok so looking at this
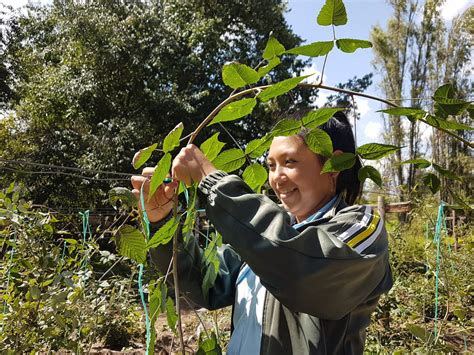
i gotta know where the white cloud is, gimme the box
[439,0,470,21]
[354,97,370,119]
[299,62,326,85]
[363,121,383,140]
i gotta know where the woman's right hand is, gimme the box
[131,167,178,223]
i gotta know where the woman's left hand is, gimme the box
[172,144,217,186]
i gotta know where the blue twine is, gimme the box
[433,201,445,340]
[79,210,91,270]
[139,182,152,353]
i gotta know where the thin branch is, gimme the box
[218,122,252,165]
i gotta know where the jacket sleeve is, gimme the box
[148,215,243,310]
[200,172,392,320]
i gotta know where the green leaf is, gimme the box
[257,57,281,77]
[423,173,440,194]
[146,217,179,249]
[433,83,454,99]
[202,232,222,301]
[447,188,472,211]
[209,98,257,125]
[116,225,146,264]
[336,38,372,53]
[166,297,178,332]
[200,133,226,161]
[132,143,158,169]
[400,159,431,169]
[212,149,246,172]
[435,98,471,116]
[109,187,137,208]
[377,107,426,118]
[29,286,41,300]
[424,115,473,131]
[163,122,183,153]
[302,107,344,129]
[245,137,271,158]
[149,280,163,323]
[243,164,268,193]
[358,165,382,187]
[285,41,334,57]
[321,152,356,173]
[271,119,301,136]
[263,36,285,60]
[149,153,172,200]
[356,143,400,160]
[304,128,333,158]
[222,62,260,89]
[432,163,461,181]
[197,332,221,355]
[407,324,429,341]
[258,75,310,102]
[317,0,347,26]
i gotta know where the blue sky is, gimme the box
[285,0,472,145]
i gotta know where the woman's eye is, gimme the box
[285,159,296,165]
[266,162,275,169]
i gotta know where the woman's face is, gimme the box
[267,135,336,223]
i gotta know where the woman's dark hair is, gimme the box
[294,110,362,205]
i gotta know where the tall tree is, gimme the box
[0,0,308,208]
[371,0,472,203]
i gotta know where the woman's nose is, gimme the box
[274,166,288,183]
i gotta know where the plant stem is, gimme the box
[171,192,185,354]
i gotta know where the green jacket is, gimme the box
[150,171,393,354]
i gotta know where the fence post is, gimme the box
[377,195,385,220]
[452,209,458,251]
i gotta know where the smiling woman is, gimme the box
[133,111,392,354]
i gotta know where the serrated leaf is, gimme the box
[245,137,271,158]
[200,133,226,161]
[448,188,472,211]
[243,164,268,193]
[222,62,260,89]
[400,159,431,169]
[424,115,473,131]
[317,0,347,26]
[258,75,310,102]
[212,149,246,173]
[304,128,333,158]
[377,107,426,117]
[285,41,334,57]
[149,153,172,200]
[358,165,382,187]
[336,38,372,53]
[132,143,158,169]
[109,187,137,208]
[257,57,281,77]
[148,280,163,355]
[357,143,400,160]
[197,332,221,355]
[116,225,146,264]
[423,173,440,194]
[146,217,179,249]
[166,297,178,332]
[432,97,471,116]
[263,36,285,60]
[271,119,301,136]
[321,152,356,173]
[202,233,221,301]
[163,122,183,153]
[209,98,256,125]
[302,107,344,129]
[432,163,461,181]
[433,83,454,99]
